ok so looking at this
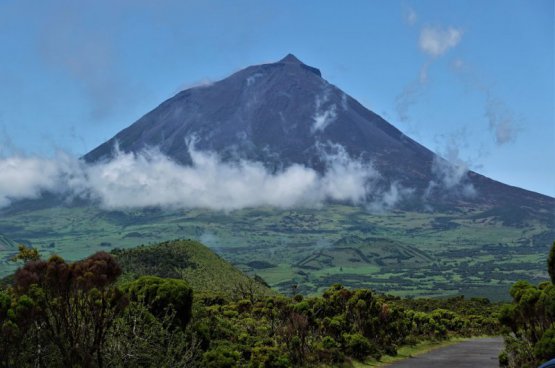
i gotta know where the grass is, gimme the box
[114,239,274,297]
[0,203,551,300]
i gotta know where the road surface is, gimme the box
[387,337,504,368]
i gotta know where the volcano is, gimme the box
[1,54,553,298]
[84,54,554,220]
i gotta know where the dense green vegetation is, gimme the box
[0,240,504,367]
[0,205,551,300]
[498,241,555,367]
[113,240,272,298]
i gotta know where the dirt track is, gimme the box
[386,337,503,368]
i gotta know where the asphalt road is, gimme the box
[387,337,504,368]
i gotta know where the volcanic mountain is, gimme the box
[84,54,553,220]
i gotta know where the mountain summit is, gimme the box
[84,54,553,217]
[84,54,431,184]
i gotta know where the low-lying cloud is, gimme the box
[0,155,64,207]
[0,145,405,211]
[426,142,476,199]
[312,91,337,132]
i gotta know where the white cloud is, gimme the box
[426,142,476,198]
[367,182,414,213]
[405,8,418,26]
[485,96,518,145]
[419,26,463,57]
[312,105,337,132]
[0,155,64,207]
[246,73,263,86]
[0,145,409,211]
[395,23,462,122]
[312,92,337,132]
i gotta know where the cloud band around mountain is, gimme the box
[0,145,413,212]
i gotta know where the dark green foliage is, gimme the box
[113,240,273,298]
[202,342,241,368]
[0,290,37,367]
[249,345,290,368]
[124,275,193,329]
[1,203,552,301]
[549,241,555,284]
[1,251,128,368]
[188,283,496,367]
[535,327,555,360]
[343,333,374,359]
[499,241,555,368]
[0,239,505,367]
[113,241,196,278]
[104,302,200,368]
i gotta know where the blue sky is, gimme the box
[0,0,553,196]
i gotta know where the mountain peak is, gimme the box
[279,53,302,64]
[276,53,322,77]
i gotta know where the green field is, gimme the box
[0,203,552,300]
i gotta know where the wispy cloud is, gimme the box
[450,58,521,146]
[312,89,337,132]
[395,18,463,123]
[485,96,519,145]
[419,26,463,57]
[367,182,414,213]
[425,134,477,199]
[404,7,418,26]
[395,62,430,122]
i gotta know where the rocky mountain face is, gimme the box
[84,54,554,219]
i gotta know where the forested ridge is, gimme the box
[0,239,551,367]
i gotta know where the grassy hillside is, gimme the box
[113,239,273,297]
[0,204,552,300]
[0,233,16,251]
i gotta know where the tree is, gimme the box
[548,241,555,284]
[105,302,200,368]
[13,252,127,368]
[0,290,38,367]
[10,244,40,263]
[124,275,193,329]
[499,241,555,367]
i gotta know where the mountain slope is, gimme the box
[84,54,553,218]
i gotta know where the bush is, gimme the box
[202,342,242,368]
[125,275,193,328]
[535,327,555,361]
[343,333,374,360]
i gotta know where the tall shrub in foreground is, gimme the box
[499,241,555,368]
[12,252,127,368]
